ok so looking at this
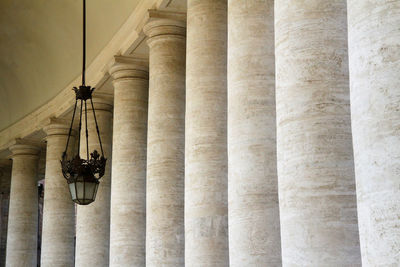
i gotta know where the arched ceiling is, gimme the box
[0,0,141,130]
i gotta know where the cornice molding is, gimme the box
[148,9,187,21]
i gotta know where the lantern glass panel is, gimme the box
[67,179,99,205]
[85,181,96,200]
[76,181,85,200]
[93,182,99,199]
[69,183,77,200]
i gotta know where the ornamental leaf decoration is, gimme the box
[61,151,106,183]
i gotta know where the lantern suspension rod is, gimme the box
[63,99,78,156]
[82,0,86,86]
[77,99,83,157]
[85,100,89,160]
[90,98,105,157]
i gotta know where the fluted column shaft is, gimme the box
[143,14,186,266]
[6,143,40,267]
[275,0,361,265]
[41,120,75,267]
[109,57,148,267]
[75,96,113,267]
[228,0,281,266]
[185,0,229,266]
[348,1,400,265]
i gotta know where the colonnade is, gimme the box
[2,0,399,266]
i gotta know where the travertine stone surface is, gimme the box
[228,0,281,266]
[75,95,113,267]
[6,143,40,267]
[41,120,75,267]
[348,1,400,265]
[185,0,229,266]
[109,56,148,267]
[275,0,361,265]
[143,14,186,266]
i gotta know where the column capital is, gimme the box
[108,56,149,80]
[43,117,74,137]
[143,10,186,46]
[87,93,113,112]
[9,139,41,158]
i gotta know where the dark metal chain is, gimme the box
[84,100,89,160]
[77,99,83,157]
[90,97,105,157]
[63,99,78,156]
[64,0,105,161]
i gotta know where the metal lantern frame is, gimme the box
[60,0,106,205]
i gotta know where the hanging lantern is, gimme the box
[60,0,106,205]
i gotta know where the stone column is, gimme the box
[108,56,148,267]
[41,119,75,267]
[6,142,40,267]
[143,11,186,266]
[75,95,113,267]
[275,0,361,265]
[186,0,229,266]
[228,0,281,266]
[348,2,400,265]
[0,160,11,267]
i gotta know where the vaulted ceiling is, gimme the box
[0,0,141,130]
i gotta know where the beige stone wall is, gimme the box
[275,0,361,265]
[348,1,400,265]
[228,0,281,266]
[185,0,229,266]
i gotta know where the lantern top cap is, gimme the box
[73,85,95,101]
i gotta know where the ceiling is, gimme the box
[0,0,142,130]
